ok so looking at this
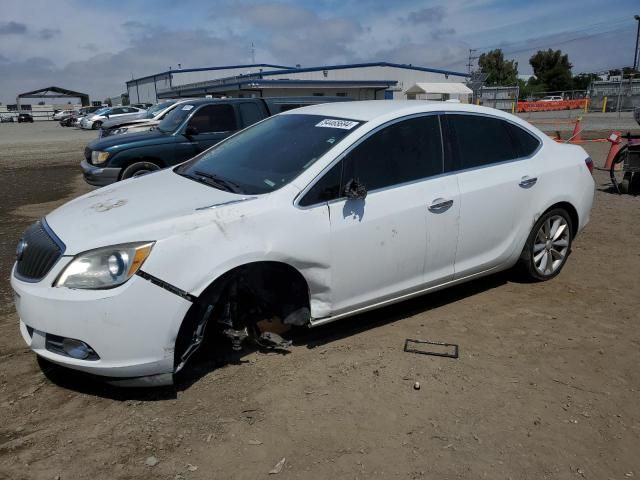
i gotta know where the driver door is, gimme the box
[326,114,459,315]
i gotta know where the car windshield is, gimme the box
[176,114,362,195]
[144,101,175,119]
[93,107,109,116]
[157,103,196,133]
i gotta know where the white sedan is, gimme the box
[79,106,146,130]
[11,101,594,386]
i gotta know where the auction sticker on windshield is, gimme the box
[182,105,194,111]
[315,119,359,130]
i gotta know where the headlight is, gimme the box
[91,150,110,165]
[55,242,154,289]
[113,127,128,135]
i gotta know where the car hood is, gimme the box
[88,129,174,151]
[102,114,147,128]
[45,169,257,255]
[104,118,158,130]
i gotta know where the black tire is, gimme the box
[518,208,573,281]
[121,161,161,180]
[91,121,102,130]
[630,173,640,195]
[620,172,632,194]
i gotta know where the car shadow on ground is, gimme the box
[39,269,517,399]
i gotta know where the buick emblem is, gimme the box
[15,239,27,262]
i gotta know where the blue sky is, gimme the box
[0,0,637,102]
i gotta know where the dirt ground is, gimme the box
[0,122,639,480]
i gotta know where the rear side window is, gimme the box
[506,123,540,157]
[341,115,443,192]
[239,103,264,128]
[446,114,520,170]
[189,104,238,133]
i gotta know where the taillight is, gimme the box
[585,156,594,174]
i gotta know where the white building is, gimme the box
[126,62,470,104]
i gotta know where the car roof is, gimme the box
[280,100,514,122]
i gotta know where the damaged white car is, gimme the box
[11,101,594,386]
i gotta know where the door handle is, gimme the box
[428,198,454,213]
[519,176,537,188]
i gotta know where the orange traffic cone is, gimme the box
[570,117,583,144]
[603,131,623,170]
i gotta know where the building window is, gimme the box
[313,93,325,96]
[336,92,347,97]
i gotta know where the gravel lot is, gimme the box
[0,121,639,480]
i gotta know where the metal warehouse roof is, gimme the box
[259,62,469,78]
[128,61,469,85]
[126,64,293,84]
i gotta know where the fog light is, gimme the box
[62,338,91,359]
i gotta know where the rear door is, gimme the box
[184,103,240,153]
[444,113,541,278]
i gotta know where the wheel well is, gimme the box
[545,202,579,238]
[118,157,165,179]
[174,261,311,366]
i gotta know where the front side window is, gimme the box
[188,104,237,133]
[176,114,361,195]
[299,161,342,206]
[341,115,443,192]
[446,114,521,170]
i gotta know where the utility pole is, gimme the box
[634,15,640,71]
[250,42,256,64]
[467,48,479,75]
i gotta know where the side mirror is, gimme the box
[344,178,367,200]
[184,125,198,137]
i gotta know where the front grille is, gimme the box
[15,220,65,282]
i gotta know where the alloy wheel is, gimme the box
[533,215,570,276]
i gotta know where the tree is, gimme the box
[529,49,573,92]
[478,49,519,86]
[572,73,598,90]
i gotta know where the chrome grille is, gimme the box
[15,220,65,282]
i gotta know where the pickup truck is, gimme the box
[81,97,348,186]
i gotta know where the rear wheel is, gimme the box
[121,161,161,180]
[518,208,573,281]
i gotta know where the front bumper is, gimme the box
[11,260,192,382]
[80,159,121,186]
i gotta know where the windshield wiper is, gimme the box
[193,170,242,193]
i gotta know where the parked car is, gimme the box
[99,100,181,137]
[53,109,76,120]
[80,106,146,130]
[539,96,564,102]
[59,106,104,127]
[131,103,153,109]
[17,113,34,123]
[12,101,595,386]
[82,97,349,186]
[0,113,16,123]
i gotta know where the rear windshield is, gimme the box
[176,114,362,195]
